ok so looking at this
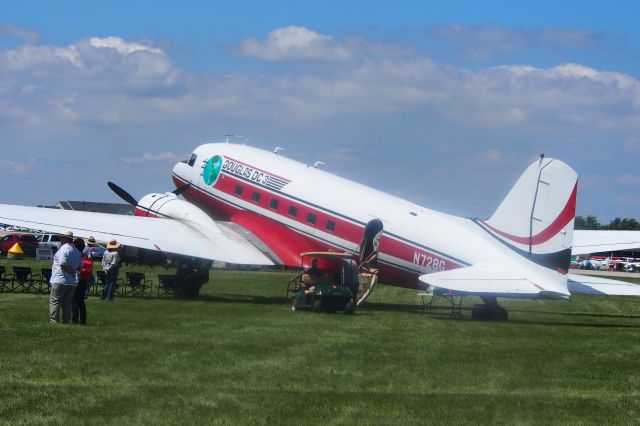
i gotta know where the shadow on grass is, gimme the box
[362,303,640,328]
[506,318,640,328]
[506,308,640,320]
[197,293,284,306]
[358,302,424,314]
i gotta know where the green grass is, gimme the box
[1,259,639,425]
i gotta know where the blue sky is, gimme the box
[1,1,639,221]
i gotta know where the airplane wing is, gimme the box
[418,263,570,299]
[0,204,273,265]
[567,273,640,296]
[572,230,640,255]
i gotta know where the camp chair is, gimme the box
[0,266,10,292]
[157,274,177,298]
[125,272,152,297]
[12,266,35,292]
[95,270,124,297]
[94,270,107,297]
[36,268,52,293]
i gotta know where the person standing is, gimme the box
[49,230,81,324]
[73,238,92,325]
[83,236,97,297]
[101,239,121,301]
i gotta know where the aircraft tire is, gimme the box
[291,298,299,312]
[344,301,355,315]
[312,299,323,313]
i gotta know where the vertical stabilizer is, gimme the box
[476,157,577,272]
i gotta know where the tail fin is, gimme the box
[476,156,577,273]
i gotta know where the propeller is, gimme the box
[172,183,191,197]
[108,182,138,206]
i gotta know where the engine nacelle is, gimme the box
[135,193,222,234]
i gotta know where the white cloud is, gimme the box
[238,26,350,61]
[424,24,601,61]
[0,24,40,43]
[0,44,81,70]
[1,31,639,154]
[0,159,36,175]
[123,152,178,164]
[89,36,164,56]
[617,175,640,186]
[624,139,640,152]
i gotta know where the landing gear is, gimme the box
[471,296,509,321]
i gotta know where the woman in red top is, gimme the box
[72,238,93,325]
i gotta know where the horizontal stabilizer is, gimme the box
[418,263,569,299]
[567,273,640,296]
[572,230,640,255]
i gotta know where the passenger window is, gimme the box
[307,213,316,224]
[251,192,260,203]
[326,220,336,232]
[269,199,279,210]
[288,206,298,217]
[187,153,197,167]
[234,185,243,196]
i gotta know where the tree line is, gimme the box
[575,216,640,230]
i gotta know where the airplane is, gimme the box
[1,143,639,319]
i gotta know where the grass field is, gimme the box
[1,258,639,425]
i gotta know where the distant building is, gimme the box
[47,201,133,215]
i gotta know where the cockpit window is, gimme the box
[187,153,198,167]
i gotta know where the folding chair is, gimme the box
[125,272,152,297]
[94,271,107,297]
[94,270,124,297]
[37,268,52,293]
[157,274,177,298]
[0,266,10,292]
[12,266,35,293]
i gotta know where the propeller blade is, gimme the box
[108,182,138,206]
[172,183,191,197]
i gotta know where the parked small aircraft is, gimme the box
[0,143,639,318]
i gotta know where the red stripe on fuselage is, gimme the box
[480,182,577,246]
[173,172,463,288]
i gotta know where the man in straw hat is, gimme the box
[101,239,121,301]
[49,230,82,324]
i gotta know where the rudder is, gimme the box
[476,156,577,273]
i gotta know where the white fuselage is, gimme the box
[172,144,541,289]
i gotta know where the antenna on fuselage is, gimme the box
[312,161,326,168]
[224,134,242,144]
[273,147,285,154]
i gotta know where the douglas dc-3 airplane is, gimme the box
[1,143,639,318]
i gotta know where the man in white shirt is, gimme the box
[49,230,82,324]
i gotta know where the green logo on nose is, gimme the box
[203,155,223,185]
